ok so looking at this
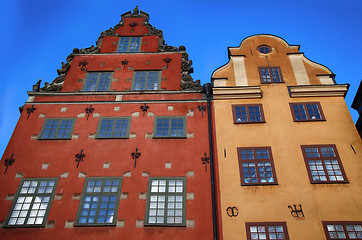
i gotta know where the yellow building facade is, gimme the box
[212,35,362,240]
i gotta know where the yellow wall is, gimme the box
[212,35,362,240]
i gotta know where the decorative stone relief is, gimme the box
[39,46,99,92]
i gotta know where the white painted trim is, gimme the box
[289,54,310,85]
[231,56,248,86]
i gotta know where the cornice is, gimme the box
[288,84,349,98]
[28,89,203,97]
[212,86,262,100]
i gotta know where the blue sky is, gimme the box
[1,0,361,156]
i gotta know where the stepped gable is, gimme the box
[37,6,201,92]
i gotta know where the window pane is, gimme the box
[97,118,130,138]
[291,103,324,121]
[83,72,112,91]
[154,117,185,138]
[247,223,288,240]
[117,37,141,52]
[233,105,264,123]
[5,179,57,227]
[239,147,276,185]
[40,119,74,139]
[260,67,282,83]
[133,71,160,91]
[77,178,122,226]
[147,178,185,225]
[302,145,346,183]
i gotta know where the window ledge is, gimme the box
[261,82,285,84]
[37,138,72,140]
[143,224,186,227]
[241,183,279,186]
[293,119,326,122]
[234,121,266,124]
[310,181,349,185]
[95,137,129,139]
[152,137,187,139]
[74,223,117,227]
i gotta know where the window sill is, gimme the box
[310,181,349,184]
[2,224,46,228]
[37,138,72,140]
[293,119,326,122]
[152,136,187,139]
[260,82,285,84]
[241,183,279,186]
[144,223,186,227]
[74,223,117,227]
[95,137,129,139]
[234,121,266,124]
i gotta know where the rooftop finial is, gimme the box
[132,6,139,15]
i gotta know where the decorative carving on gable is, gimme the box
[179,45,202,90]
[39,46,100,92]
[158,44,178,52]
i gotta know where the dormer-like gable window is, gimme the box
[117,37,142,52]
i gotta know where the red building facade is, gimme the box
[0,8,214,240]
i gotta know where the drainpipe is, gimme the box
[203,83,218,240]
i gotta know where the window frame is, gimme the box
[257,45,272,54]
[144,177,187,227]
[131,70,162,91]
[301,144,348,184]
[75,177,123,227]
[322,221,362,240]
[81,71,113,92]
[116,36,142,53]
[3,178,59,228]
[95,117,131,139]
[246,222,290,240]
[153,116,187,139]
[258,66,284,83]
[38,118,76,140]
[232,104,266,124]
[237,147,278,186]
[289,102,326,122]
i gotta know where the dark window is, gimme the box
[237,147,278,185]
[323,221,362,239]
[301,145,348,183]
[290,102,325,121]
[232,104,265,123]
[258,45,272,54]
[75,177,122,226]
[39,118,75,139]
[145,177,186,226]
[153,116,186,138]
[96,117,131,139]
[246,222,290,240]
[83,72,112,91]
[258,67,283,83]
[132,71,161,91]
[117,37,141,52]
[4,178,58,228]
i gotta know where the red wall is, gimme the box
[0,13,214,240]
[0,100,213,240]
[62,53,182,92]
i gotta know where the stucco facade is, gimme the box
[0,8,214,240]
[212,35,362,240]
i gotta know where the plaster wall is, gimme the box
[0,99,214,240]
[213,84,362,240]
